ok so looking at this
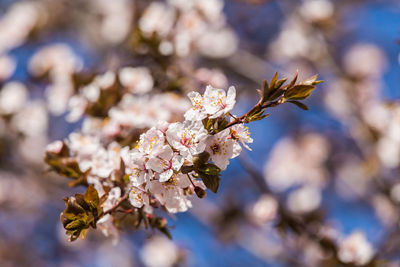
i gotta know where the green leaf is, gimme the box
[287,70,299,89]
[65,219,87,230]
[84,185,100,208]
[202,118,213,131]
[216,118,229,132]
[302,74,323,86]
[199,163,221,176]
[60,186,105,242]
[269,72,278,89]
[288,100,309,110]
[193,151,210,169]
[284,84,315,100]
[199,173,220,193]
[159,227,172,240]
[246,109,270,122]
[181,165,194,174]
[274,78,288,90]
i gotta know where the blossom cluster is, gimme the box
[46,83,256,241]
[125,85,252,212]
[139,0,237,57]
[45,66,320,241]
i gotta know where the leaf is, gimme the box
[84,185,100,209]
[192,151,210,169]
[288,100,309,110]
[199,163,221,176]
[274,78,288,90]
[284,84,315,100]
[202,118,213,131]
[302,74,321,85]
[287,70,299,89]
[246,109,270,122]
[216,118,229,132]
[199,173,220,193]
[60,186,105,242]
[268,88,286,101]
[65,219,87,230]
[269,72,278,89]
[181,165,194,174]
[159,227,172,240]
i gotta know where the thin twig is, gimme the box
[104,193,129,214]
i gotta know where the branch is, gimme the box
[104,193,129,215]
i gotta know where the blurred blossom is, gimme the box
[139,2,176,38]
[0,172,44,210]
[302,241,325,266]
[109,93,189,129]
[248,194,278,224]
[29,44,83,77]
[0,1,40,54]
[0,81,28,115]
[269,17,326,62]
[11,101,48,137]
[324,79,353,118]
[264,133,329,192]
[287,185,321,214]
[139,0,236,58]
[18,134,48,164]
[94,0,133,44]
[140,236,183,267]
[372,194,398,226]
[194,68,228,88]
[376,104,400,168]
[119,67,154,94]
[29,44,83,115]
[390,183,400,203]
[0,55,16,81]
[343,44,387,78]
[67,71,116,122]
[338,231,374,266]
[361,103,391,132]
[300,0,334,23]
[95,239,135,267]
[335,158,371,199]
[198,28,238,58]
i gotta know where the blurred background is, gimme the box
[0,0,399,266]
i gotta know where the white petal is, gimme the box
[159,169,174,182]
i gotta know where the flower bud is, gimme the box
[154,217,167,228]
[150,198,160,208]
[194,186,207,198]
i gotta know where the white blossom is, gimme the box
[119,67,154,94]
[166,120,208,160]
[205,129,236,170]
[203,85,236,118]
[338,231,374,265]
[146,145,184,182]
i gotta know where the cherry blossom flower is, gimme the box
[229,123,253,150]
[205,129,236,170]
[129,150,152,187]
[146,145,184,182]
[138,127,165,155]
[148,175,193,213]
[166,120,208,159]
[184,91,207,121]
[203,85,236,118]
[129,186,150,209]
